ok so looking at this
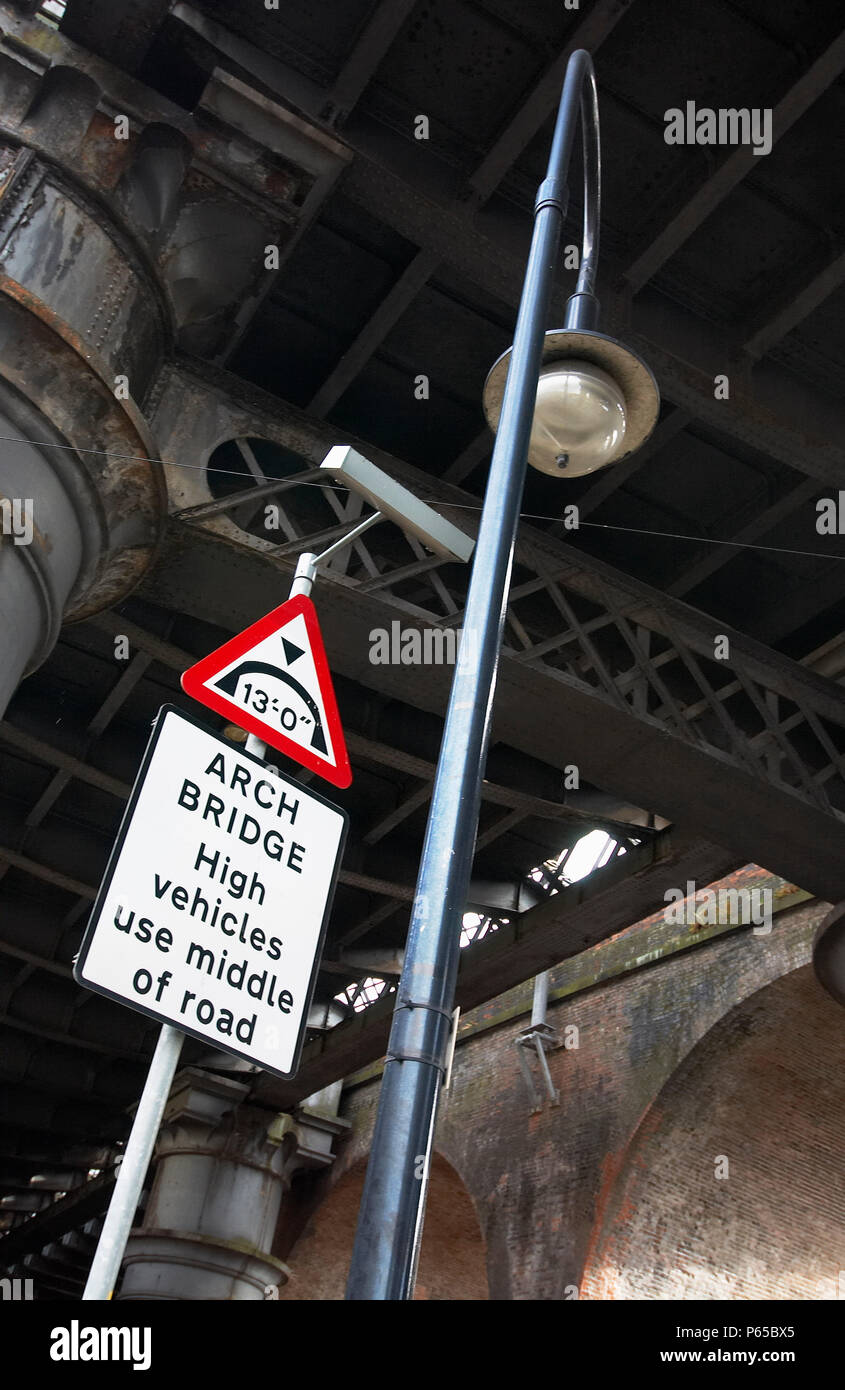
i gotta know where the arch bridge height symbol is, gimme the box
[344,48,660,1301]
[181,590,353,788]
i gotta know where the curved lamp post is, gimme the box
[482,60,658,478]
[345,48,660,1301]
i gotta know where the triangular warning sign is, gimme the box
[180,594,352,788]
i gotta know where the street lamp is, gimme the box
[484,342,658,477]
[345,48,660,1301]
[481,52,659,479]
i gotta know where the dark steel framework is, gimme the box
[2,0,845,1291]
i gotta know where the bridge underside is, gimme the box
[1,0,845,1290]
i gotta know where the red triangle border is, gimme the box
[180,594,352,789]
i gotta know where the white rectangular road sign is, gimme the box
[74,705,348,1079]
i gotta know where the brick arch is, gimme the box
[580,963,845,1299]
[278,1150,489,1300]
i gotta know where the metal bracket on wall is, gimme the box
[514,1021,561,1112]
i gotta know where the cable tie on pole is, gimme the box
[394,996,455,1023]
[384,1049,446,1073]
[383,996,455,1074]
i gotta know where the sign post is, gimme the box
[78,706,347,1299]
[81,1023,184,1301]
[79,547,351,1300]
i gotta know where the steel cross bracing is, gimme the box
[194,435,845,830]
[148,360,845,902]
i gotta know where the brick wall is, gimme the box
[282,892,834,1300]
[277,1151,488,1300]
[580,963,845,1300]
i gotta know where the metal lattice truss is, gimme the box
[154,368,845,903]
[503,551,845,820]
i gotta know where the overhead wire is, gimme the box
[1,432,842,564]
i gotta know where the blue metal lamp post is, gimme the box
[345,48,660,1301]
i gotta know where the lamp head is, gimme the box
[482,329,660,478]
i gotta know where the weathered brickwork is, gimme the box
[278,1152,488,1301]
[581,964,845,1300]
[281,890,835,1300]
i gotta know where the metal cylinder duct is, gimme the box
[115,123,192,247]
[21,65,101,158]
[0,112,169,711]
[118,1070,291,1300]
[0,384,98,715]
[0,83,171,681]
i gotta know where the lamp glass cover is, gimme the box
[529,359,627,476]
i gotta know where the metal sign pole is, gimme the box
[82,1023,184,1300]
[345,50,600,1300]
